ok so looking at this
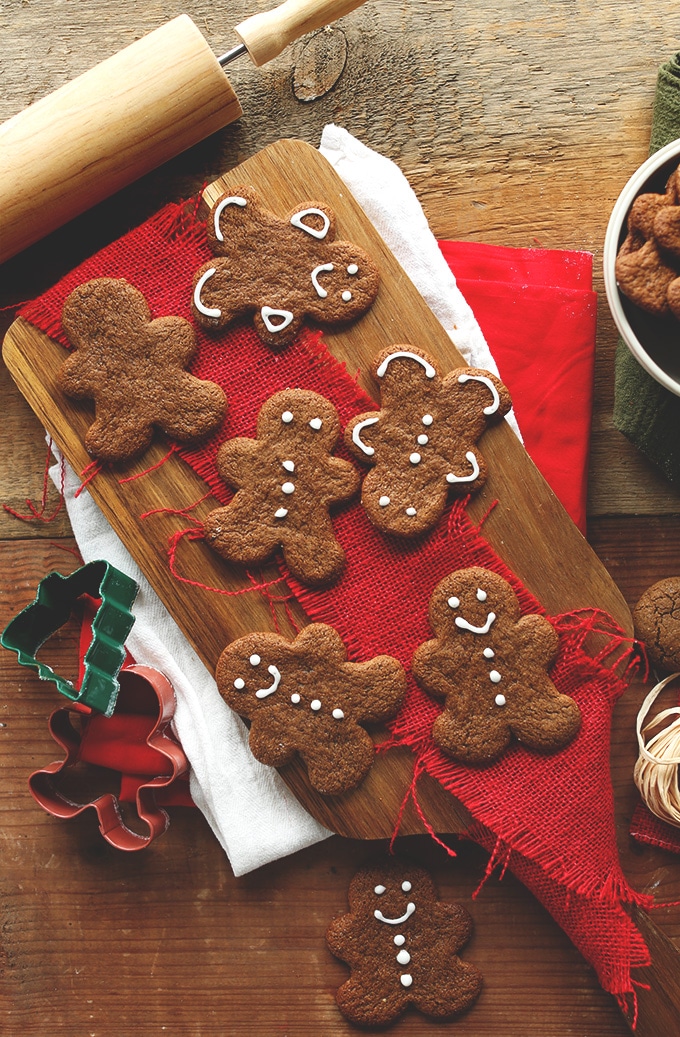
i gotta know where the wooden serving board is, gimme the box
[2,139,632,840]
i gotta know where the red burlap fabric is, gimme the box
[20,196,650,1012]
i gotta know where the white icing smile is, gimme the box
[374,902,416,925]
[352,415,379,456]
[311,263,334,298]
[454,612,497,634]
[194,268,221,318]
[255,665,281,699]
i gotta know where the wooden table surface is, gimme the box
[1,2,680,1035]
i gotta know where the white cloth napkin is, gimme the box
[48,126,513,876]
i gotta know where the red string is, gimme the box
[166,525,288,598]
[139,493,213,520]
[388,758,458,858]
[2,438,65,523]
[74,459,104,498]
[118,445,178,483]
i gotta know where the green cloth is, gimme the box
[613,52,680,485]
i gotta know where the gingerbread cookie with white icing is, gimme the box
[60,278,227,463]
[191,185,380,347]
[326,859,483,1026]
[412,566,581,764]
[215,624,406,796]
[344,346,512,538]
[203,388,360,586]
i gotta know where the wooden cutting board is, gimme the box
[2,138,632,839]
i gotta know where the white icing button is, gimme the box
[378,495,391,507]
[282,460,295,472]
[393,934,405,947]
[332,708,344,720]
[400,974,413,988]
[281,411,294,423]
[347,263,359,275]
[409,452,421,465]
[274,507,288,519]
[281,481,295,494]
[406,507,417,517]
[290,693,301,704]
[489,670,502,684]
[309,417,323,430]
[417,434,429,446]
[249,654,261,666]
[422,414,434,426]
[401,881,412,892]
[396,949,411,965]
[310,699,322,712]
[341,290,352,302]
[477,588,488,601]
[374,885,386,895]
[495,693,507,707]
[483,647,495,659]
[448,596,460,608]
[233,678,245,690]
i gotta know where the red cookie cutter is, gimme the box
[28,664,191,850]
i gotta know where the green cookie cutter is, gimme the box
[1,560,138,716]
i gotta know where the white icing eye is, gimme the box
[282,460,295,472]
[309,417,323,430]
[401,881,412,892]
[341,290,352,302]
[489,670,502,684]
[282,411,294,423]
[281,481,295,495]
[310,699,322,712]
[332,708,344,720]
[347,263,359,275]
[290,693,301,704]
[422,414,434,426]
[409,452,421,465]
[378,495,391,507]
[233,678,245,690]
[393,934,405,946]
[406,507,417,516]
[476,588,488,601]
[417,434,429,446]
[274,507,288,519]
[249,654,261,666]
[374,885,386,895]
[495,693,507,707]
[448,596,460,609]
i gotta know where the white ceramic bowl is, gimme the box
[603,137,680,397]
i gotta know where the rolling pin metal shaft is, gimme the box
[0,0,366,264]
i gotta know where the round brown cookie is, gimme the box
[633,576,680,674]
[326,859,483,1026]
[344,346,511,538]
[412,566,581,764]
[60,278,227,463]
[191,185,380,348]
[203,388,360,586]
[215,624,406,796]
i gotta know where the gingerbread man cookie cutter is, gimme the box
[1,560,137,716]
[28,665,188,851]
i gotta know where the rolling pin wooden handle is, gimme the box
[236,0,367,66]
[0,15,241,265]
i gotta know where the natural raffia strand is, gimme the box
[634,673,680,827]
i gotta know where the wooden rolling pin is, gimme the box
[0,0,366,264]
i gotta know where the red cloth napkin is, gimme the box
[438,241,597,534]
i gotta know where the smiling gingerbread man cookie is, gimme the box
[326,860,483,1026]
[412,566,581,764]
[344,346,511,537]
[203,388,360,586]
[216,624,406,796]
[191,185,380,347]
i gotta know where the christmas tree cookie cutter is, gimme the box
[1,559,137,716]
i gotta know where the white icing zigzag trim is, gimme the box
[376,351,437,379]
[445,450,481,484]
[213,196,247,242]
[458,373,501,415]
[261,307,294,333]
[194,268,221,318]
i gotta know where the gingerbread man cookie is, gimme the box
[412,567,581,764]
[216,624,406,796]
[191,185,380,347]
[326,859,483,1026]
[344,346,511,537]
[60,278,227,463]
[203,388,360,586]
